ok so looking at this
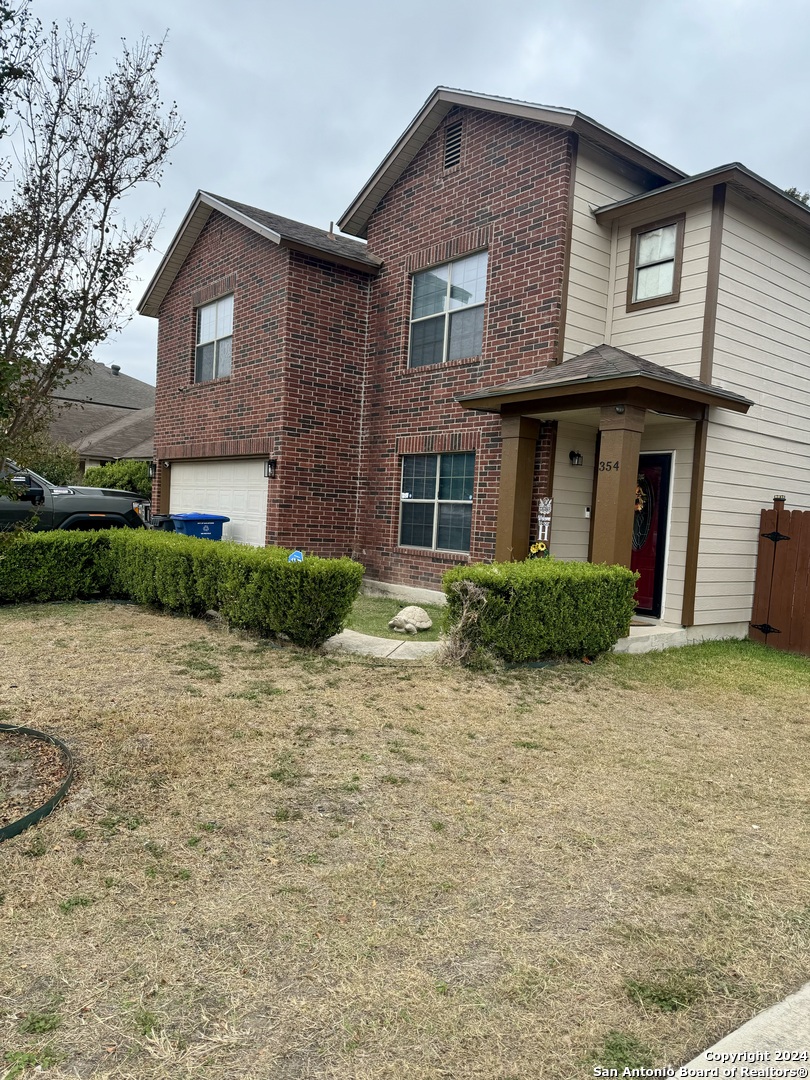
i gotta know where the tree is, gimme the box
[7,431,80,484]
[784,186,810,205]
[83,459,151,499]
[0,14,182,456]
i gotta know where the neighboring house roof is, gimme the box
[69,405,155,462]
[52,361,155,411]
[595,162,810,235]
[138,191,382,319]
[48,361,155,462]
[457,344,754,415]
[338,87,687,239]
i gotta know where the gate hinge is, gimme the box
[761,530,790,543]
[750,623,781,635]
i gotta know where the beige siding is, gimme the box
[693,194,810,625]
[564,145,652,359]
[608,196,712,379]
[550,421,596,560]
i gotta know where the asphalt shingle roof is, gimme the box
[205,194,382,269]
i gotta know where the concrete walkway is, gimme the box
[323,628,440,660]
[324,622,689,660]
[678,979,810,1074]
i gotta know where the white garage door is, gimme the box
[169,459,268,546]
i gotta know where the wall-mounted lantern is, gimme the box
[569,450,583,467]
[148,461,157,480]
[264,459,278,479]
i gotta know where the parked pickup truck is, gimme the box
[0,462,151,532]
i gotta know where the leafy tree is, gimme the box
[784,186,810,205]
[0,14,182,456]
[6,432,80,484]
[82,459,151,499]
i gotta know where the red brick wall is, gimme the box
[358,107,574,588]
[153,213,371,557]
[273,251,370,556]
[152,213,288,523]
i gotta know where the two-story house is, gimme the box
[139,87,810,643]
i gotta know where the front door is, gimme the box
[631,453,672,618]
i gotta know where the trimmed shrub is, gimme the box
[0,529,364,648]
[0,531,112,603]
[83,460,152,499]
[443,559,638,663]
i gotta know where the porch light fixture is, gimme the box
[264,459,277,479]
[148,461,157,480]
[569,450,583,467]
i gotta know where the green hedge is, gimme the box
[0,531,113,602]
[0,531,364,647]
[443,559,638,663]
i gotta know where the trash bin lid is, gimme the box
[170,512,230,522]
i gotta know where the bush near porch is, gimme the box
[0,531,364,647]
[443,559,638,663]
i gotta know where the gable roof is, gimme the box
[457,344,753,415]
[338,87,686,239]
[594,162,810,238]
[139,191,382,319]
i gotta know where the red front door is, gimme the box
[630,453,672,618]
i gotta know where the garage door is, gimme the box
[169,459,268,546]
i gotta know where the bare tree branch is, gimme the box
[0,17,183,447]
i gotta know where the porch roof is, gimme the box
[457,344,753,420]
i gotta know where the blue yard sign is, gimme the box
[288,549,304,562]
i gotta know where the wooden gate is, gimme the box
[750,499,810,654]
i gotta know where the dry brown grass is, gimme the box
[1,601,809,1080]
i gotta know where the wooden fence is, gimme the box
[750,498,810,654]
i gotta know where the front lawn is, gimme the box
[1,604,809,1079]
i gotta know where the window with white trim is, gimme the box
[627,215,685,311]
[409,252,487,368]
[399,452,474,552]
[195,294,233,381]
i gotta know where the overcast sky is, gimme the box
[23,0,810,385]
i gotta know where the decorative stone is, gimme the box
[388,605,433,635]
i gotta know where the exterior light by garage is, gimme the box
[569,450,583,467]
[264,459,277,479]
[148,461,157,480]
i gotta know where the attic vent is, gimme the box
[444,120,463,169]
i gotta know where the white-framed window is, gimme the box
[399,452,474,552]
[627,215,685,311]
[195,294,234,381]
[409,251,488,368]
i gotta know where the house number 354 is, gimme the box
[598,460,620,471]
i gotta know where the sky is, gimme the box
[18,0,810,386]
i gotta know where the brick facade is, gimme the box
[358,109,572,586]
[153,106,575,588]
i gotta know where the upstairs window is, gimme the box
[195,294,233,381]
[409,251,488,368]
[400,452,475,552]
[627,215,685,311]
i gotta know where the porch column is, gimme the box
[495,415,540,562]
[590,405,646,567]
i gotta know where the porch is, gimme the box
[458,344,753,628]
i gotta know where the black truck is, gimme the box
[0,463,151,532]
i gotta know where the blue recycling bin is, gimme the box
[170,512,230,540]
